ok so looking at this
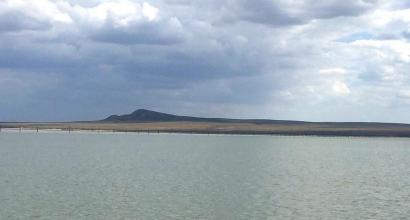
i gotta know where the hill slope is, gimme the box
[3,109,410,138]
[102,109,308,124]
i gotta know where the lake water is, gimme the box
[1,131,410,219]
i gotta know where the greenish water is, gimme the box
[1,131,410,219]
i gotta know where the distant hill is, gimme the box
[3,109,410,137]
[101,109,410,128]
[102,109,308,124]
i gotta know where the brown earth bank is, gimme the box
[2,121,410,137]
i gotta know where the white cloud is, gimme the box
[142,2,159,21]
[397,90,410,99]
[332,81,350,95]
[2,0,410,122]
[69,0,158,27]
[3,0,72,24]
[58,0,186,45]
[370,8,410,27]
[319,68,347,75]
[353,40,410,63]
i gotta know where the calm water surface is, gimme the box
[1,131,410,219]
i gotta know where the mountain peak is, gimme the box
[101,109,304,125]
[103,109,180,122]
[131,109,158,115]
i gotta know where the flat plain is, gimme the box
[2,121,410,137]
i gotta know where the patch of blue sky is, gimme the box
[336,31,375,43]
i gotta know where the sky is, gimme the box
[1,0,410,122]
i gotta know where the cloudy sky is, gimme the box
[1,0,410,122]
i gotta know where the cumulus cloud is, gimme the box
[332,81,351,95]
[69,1,187,45]
[217,0,379,27]
[90,17,185,45]
[403,30,410,39]
[319,68,348,75]
[0,0,72,29]
[0,0,72,32]
[0,10,51,32]
[1,0,410,122]
[306,0,377,19]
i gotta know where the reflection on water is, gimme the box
[1,132,410,219]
